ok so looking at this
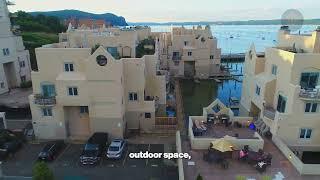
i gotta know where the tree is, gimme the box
[32,161,54,180]
[196,173,203,180]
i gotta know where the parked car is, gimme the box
[0,130,23,160]
[80,132,108,165]
[106,139,127,159]
[38,140,66,161]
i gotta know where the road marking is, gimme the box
[100,157,103,166]
[122,151,129,167]
[151,164,158,167]
[55,144,70,161]
[146,144,151,166]
[131,165,137,167]
[107,164,114,168]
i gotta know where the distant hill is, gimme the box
[30,10,128,26]
[129,19,320,26]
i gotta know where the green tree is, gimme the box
[32,161,54,180]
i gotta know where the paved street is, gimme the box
[1,143,178,180]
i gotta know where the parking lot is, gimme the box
[2,142,178,180]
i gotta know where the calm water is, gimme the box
[181,63,243,117]
[150,25,319,54]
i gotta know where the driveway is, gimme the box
[1,142,178,180]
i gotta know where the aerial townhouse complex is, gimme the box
[29,25,166,140]
[158,25,221,79]
[0,0,31,95]
[241,26,320,166]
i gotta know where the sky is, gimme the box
[8,0,320,23]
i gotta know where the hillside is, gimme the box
[128,19,320,26]
[30,10,128,26]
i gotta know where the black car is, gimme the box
[38,140,66,161]
[80,132,108,165]
[0,130,23,160]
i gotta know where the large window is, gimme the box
[41,84,56,97]
[271,65,278,75]
[145,113,151,118]
[2,48,10,56]
[300,128,312,139]
[42,107,53,117]
[172,52,180,60]
[187,52,192,56]
[300,72,319,89]
[64,63,74,72]
[255,85,261,96]
[129,92,138,101]
[277,94,287,113]
[68,87,78,96]
[210,55,214,60]
[305,103,318,113]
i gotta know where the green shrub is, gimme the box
[262,176,272,180]
[196,174,203,180]
[235,175,246,180]
[32,161,54,180]
[20,81,32,88]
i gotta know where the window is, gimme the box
[19,61,25,68]
[210,55,214,60]
[80,106,89,114]
[145,113,151,118]
[20,76,26,82]
[68,87,78,96]
[276,95,287,113]
[187,52,192,56]
[0,82,4,89]
[2,48,9,56]
[129,92,138,101]
[255,85,261,96]
[64,63,74,72]
[172,52,180,60]
[300,128,312,139]
[271,65,278,75]
[300,72,319,89]
[42,108,53,117]
[305,103,318,113]
[184,41,188,46]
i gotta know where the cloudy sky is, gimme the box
[8,0,320,22]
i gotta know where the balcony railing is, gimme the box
[172,55,181,61]
[34,94,56,105]
[263,107,276,120]
[299,89,320,100]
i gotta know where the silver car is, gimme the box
[106,139,126,159]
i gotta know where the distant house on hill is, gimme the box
[64,18,111,29]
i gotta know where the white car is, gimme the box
[106,139,126,159]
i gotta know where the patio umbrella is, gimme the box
[211,139,235,152]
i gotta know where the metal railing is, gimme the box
[34,94,56,105]
[299,89,320,100]
[263,107,276,120]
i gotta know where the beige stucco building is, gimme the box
[241,26,320,159]
[29,26,166,140]
[157,25,221,79]
[0,0,31,95]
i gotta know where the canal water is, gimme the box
[181,62,243,117]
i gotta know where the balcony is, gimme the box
[299,89,320,100]
[34,94,56,105]
[263,106,276,120]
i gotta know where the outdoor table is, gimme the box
[247,151,263,163]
